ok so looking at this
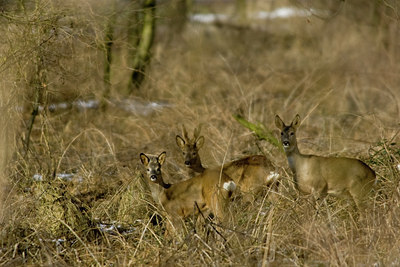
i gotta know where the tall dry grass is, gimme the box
[0,0,399,266]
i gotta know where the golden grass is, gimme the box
[0,0,399,266]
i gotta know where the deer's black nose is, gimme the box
[150,175,157,181]
[184,161,191,166]
[283,141,290,146]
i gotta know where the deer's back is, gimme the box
[222,155,274,192]
[161,169,230,218]
[295,155,375,195]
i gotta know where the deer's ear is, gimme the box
[158,151,166,165]
[291,114,301,130]
[176,135,185,149]
[195,136,204,149]
[275,115,284,130]
[140,153,149,165]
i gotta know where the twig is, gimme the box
[57,219,100,267]
[262,205,275,267]
[23,83,43,157]
[194,201,227,243]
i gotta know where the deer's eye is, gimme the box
[192,152,196,156]
[290,132,294,136]
[281,132,284,136]
[156,168,160,172]
[146,168,150,172]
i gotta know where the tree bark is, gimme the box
[127,0,156,94]
[24,57,45,157]
[103,6,116,101]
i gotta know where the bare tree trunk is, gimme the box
[102,2,117,105]
[24,56,45,157]
[170,0,188,35]
[127,0,156,94]
[235,0,247,24]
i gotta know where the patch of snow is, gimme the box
[256,7,310,20]
[33,174,43,181]
[98,223,116,232]
[56,173,83,182]
[74,99,99,110]
[116,99,172,116]
[190,7,312,25]
[98,221,136,235]
[21,97,171,116]
[48,102,70,112]
[41,99,98,112]
[53,238,65,246]
[190,13,228,23]
[33,173,83,182]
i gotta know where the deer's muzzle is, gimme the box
[283,141,290,147]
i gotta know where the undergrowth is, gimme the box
[1,0,399,266]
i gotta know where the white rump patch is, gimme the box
[397,164,400,171]
[266,171,280,183]
[223,181,236,192]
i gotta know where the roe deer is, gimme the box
[139,151,236,234]
[176,125,279,202]
[274,114,376,212]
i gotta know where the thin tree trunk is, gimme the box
[127,0,156,94]
[24,62,44,156]
[170,0,188,35]
[24,87,40,155]
[235,0,247,24]
[102,2,117,104]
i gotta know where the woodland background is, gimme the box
[0,0,399,266]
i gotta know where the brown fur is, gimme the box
[222,156,275,195]
[176,126,279,202]
[140,152,235,234]
[275,114,376,212]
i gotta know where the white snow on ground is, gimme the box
[189,7,312,24]
[33,173,83,182]
[115,99,172,116]
[97,221,137,235]
[256,7,310,19]
[23,98,172,116]
[190,13,228,23]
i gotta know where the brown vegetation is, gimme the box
[0,0,399,266]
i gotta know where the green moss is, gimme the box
[233,114,283,152]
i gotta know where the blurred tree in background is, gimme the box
[102,1,117,102]
[127,0,156,94]
[102,0,158,96]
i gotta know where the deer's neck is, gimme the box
[191,158,206,174]
[153,182,172,206]
[285,144,303,174]
[193,165,206,173]
[147,182,163,204]
[147,176,172,203]
[158,176,171,189]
